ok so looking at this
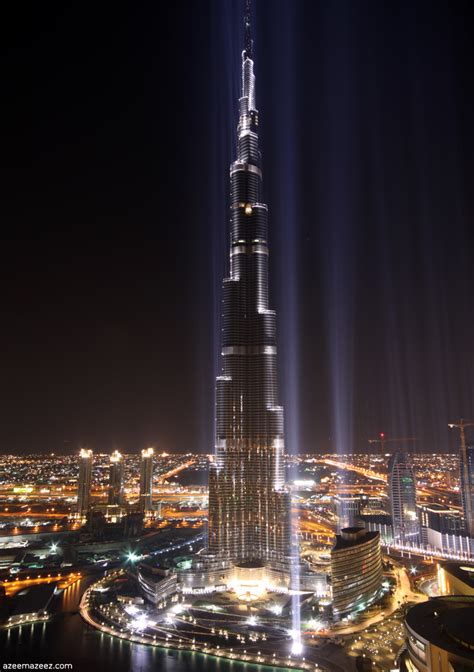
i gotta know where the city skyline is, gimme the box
[2,3,474,670]
[3,1,474,456]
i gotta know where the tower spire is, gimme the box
[244,0,253,59]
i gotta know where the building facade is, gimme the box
[207,7,291,566]
[108,450,124,505]
[330,527,382,620]
[360,513,394,544]
[137,564,177,606]
[139,447,154,516]
[402,597,474,672]
[418,503,470,556]
[388,452,420,545]
[334,494,362,531]
[437,563,474,596]
[460,445,474,538]
[77,448,93,519]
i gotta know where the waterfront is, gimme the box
[0,577,290,672]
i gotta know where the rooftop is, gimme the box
[332,527,379,552]
[405,596,474,661]
[11,583,56,616]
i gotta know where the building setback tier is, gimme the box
[208,3,291,565]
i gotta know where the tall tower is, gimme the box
[208,0,291,565]
[108,450,124,505]
[388,452,420,545]
[461,445,474,538]
[449,420,474,538]
[77,448,93,519]
[140,447,154,516]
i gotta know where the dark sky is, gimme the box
[3,1,474,455]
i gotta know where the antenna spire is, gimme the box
[244,0,253,59]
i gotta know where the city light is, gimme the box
[2,2,473,672]
[290,630,303,656]
[131,615,149,631]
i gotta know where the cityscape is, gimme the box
[2,1,474,672]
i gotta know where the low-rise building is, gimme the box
[437,562,474,596]
[137,564,177,605]
[402,596,474,672]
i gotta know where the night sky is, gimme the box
[3,1,474,455]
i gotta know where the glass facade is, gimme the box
[461,446,474,537]
[208,22,291,564]
[330,527,382,619]
[388,452,420,544]
[140,447,154,516]
[108,450,124,505]
[77,448,93,517]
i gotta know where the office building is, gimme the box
[334,494,362,531]
[460,445,474,538]
[108,450,124,505]
[140,447,154,516]
[418,503,469,555]
[360,513,394,544]
[330,527,383,620]
[76,448,93,519]
[388,452,420,545]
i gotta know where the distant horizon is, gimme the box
[0,449,462,457]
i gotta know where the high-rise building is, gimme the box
[77,448,93,519]
[140,447,154,516]
[207,1,291,565]
[330,527,383,620]
[108,450,124,505]
[388,451,420,545]
[460,445,474,538]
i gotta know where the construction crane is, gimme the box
[368,433,418,455]
[448,419,474,537]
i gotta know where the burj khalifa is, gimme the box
[208,1,292,566]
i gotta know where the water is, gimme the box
[0,578,288,672]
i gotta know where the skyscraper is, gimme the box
[207,1,291,565]
[460,445,474,538]
[108,450,124,505]
[140,447,154,516]
[77,448,93,519]
[449,420,474,539]
[388,451,420,545]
